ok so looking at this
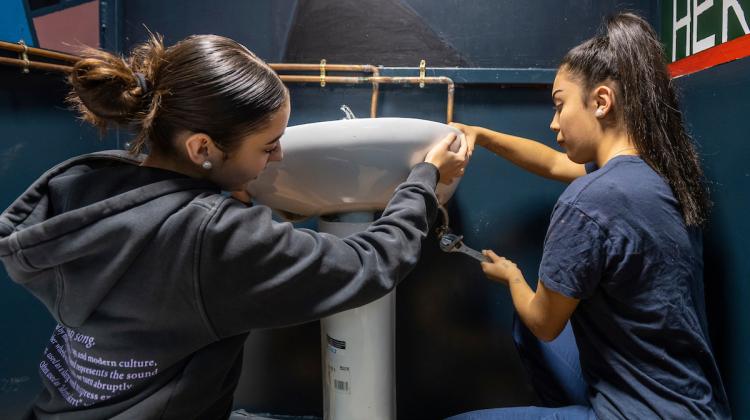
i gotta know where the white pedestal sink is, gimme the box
[247,118,461,420]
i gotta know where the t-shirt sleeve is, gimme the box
[539,202,607,299]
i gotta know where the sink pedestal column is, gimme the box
[319,213,396,420]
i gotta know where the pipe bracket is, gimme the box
[419,59,426,88]
[320,59,326,87]
[18,40,30,74]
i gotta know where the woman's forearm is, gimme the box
[507,273,550,340]
[475,127,584,182]
[481,250,579,342]
[508,272,576,342]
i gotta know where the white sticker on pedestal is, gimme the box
[326,335,351,394]
[333,365,351,394]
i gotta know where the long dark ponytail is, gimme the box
[561,13,710,227]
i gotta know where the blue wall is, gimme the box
[2,0,746,419]
[0,0,36,46]
[119,0,657,67]
[674,57,750,419]
[120,0,298,62]
[0,67,119,415]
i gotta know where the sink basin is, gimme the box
[247,118,462,218]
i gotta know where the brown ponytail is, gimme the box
[68,33,287,156]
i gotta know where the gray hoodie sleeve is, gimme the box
[196,163,439,338]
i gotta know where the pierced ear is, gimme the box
[593,85,615,118]
[183,133,214,166]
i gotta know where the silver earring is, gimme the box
[201,161,213,170]
[595,108,605,118]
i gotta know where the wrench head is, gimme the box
[439,233,463,252]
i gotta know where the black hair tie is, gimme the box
[134,72,149,94]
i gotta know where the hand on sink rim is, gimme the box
[424,132,469,185]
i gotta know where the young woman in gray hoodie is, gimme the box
[0,34,466,419]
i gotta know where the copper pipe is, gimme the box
[0,58,449,121]
[371,76,452,123]
[269,63,377,73]
[0,41,448,121]
[370,67,380,118]
[279,75,454,123]
[271,63,381,118]
[0,56,73,73]
[0,45,378,74]
[0,40,79,63]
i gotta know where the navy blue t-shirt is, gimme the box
[539,156,730,419]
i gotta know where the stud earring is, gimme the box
[201,161,213,170]
[595,108,605,118]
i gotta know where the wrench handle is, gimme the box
[457,244,491,262]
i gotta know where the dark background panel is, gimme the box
[284,0,658,67]
[283,0,469,66]
[120,0,657,68]
[401,0,660,67]
[121,0,299,62]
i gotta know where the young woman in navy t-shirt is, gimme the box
[450,12,730,420]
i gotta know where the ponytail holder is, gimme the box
[134,72,149,94]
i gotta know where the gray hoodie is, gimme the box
[0,150,439,419]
